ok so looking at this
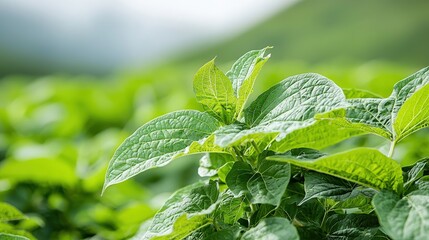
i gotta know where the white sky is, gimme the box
[0,0,297,71]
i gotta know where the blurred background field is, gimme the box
[1,0,429,239]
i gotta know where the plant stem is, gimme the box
[233,146,244,161]
[388,141,396,158]
[251,141,261,155]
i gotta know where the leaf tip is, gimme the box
[101,182,110,196]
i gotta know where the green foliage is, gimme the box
[0,202,34,240]
[0,73,199,239]
[241,217,299,240]
[226,160,290,206]
[103,110,220,191]
[269,148,403,192]
[105,48,429,239]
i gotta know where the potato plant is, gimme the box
[104,48,429,240]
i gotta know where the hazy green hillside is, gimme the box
[181,0,429,67]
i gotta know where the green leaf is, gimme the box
[269,148,403,192]
[0,202,26,222]
[214,123,278,149]
[103,110,220,192]
[194,59,237,124]
[393,84,429,142]
[325,214,381,240]
[241,217,299,240]
[184,225,241,240]
[198,153,235,177]
[185,135,226,155]
[143,181,219,239]
[390,66,429,116]
[346,98,394,136]
[217,162,234,183]
[214,190,247,224]
[245,73,346,129]
[404,159,428,190]
[151,215,209,240]
[330,191,375,213]
[226,160,290,206]
[301,172,360,205]
[215,73,347,149]
[293,199,325,229]
[0,223,35,240]
[373,190,429,240]
[270,112,363,152]
[226,47,270,117]
[343,88,383,99]
[415,176,429,191]
[338,67,429,144]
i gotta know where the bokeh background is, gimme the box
[1,0,429,239]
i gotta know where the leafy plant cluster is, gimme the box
[0,74,202,239]
[104,48,429,240]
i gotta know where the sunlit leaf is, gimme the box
[226,160,290,206]
[103,111,220,192]
[143,181,218,239]
[226,47,271,117]
[394,84,429,142]
[241,217,299,240]
[373,190,429,240]
[194,59,237,124]
[269,148,403,192]
[0,202,26,222]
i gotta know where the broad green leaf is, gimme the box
[329,191,375,213]
[226,160,290,206]
[215,73,347,149]
[346,98,394,135]
[325,214,381,240]
[226,47,270,117]
[339,67,429,143]
[293,199,325,228]
[268,148,403,192]
[0,202,26,222]
[270,113,364,152]
[184,225,241,240]
[271,108,391,152]
[245,73,346,129]
[198,153,234,177]
[241,217,299,240]
[151,215,210,240]
[403,159,428,190]
[393,84,429,142]
[143,181,219,239]
[373,190,429,240]
[301,172,361,205]
[214,190,247,224]
[217,162,233,183]
[343,88,383,99]
[185,135,226,155]
[194,59,237,124]
[103,110,220,192]
[249,204,276,224]
[390,66,429,115]
[214,123,278,149]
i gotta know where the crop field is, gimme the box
[1,0,429,239]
